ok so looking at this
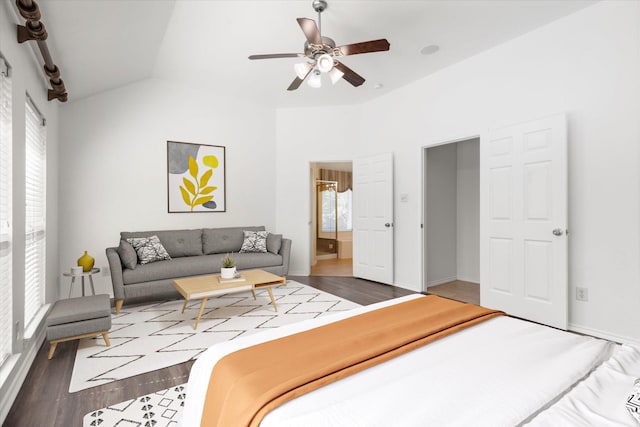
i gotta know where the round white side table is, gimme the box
[63,267,100,298]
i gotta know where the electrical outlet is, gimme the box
[576,287,588,302]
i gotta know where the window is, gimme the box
[320,189,353,233]
[0,56,12,365]
[337,189,352,232]
[24,96,46,329]
[318,183,353,236]
[320,186,337,233]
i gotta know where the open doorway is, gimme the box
[423,138,480,304]
[310,162,353,277]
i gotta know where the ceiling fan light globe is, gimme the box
[307,70,322,88]
[329,67,344,85]
[316,54,334,73]
[294,62,313,80]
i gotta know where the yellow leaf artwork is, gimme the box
[179,155,220,211]
[168,141,225,212]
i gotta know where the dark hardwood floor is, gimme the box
[428,280,480,305]
[3,275,416,427]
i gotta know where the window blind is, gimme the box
[0,56,12,366]
[24,96,46,329]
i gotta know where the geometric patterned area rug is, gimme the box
[70,281,360,392]
[83,384,187,427]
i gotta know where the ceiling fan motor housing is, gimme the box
[312,0,327,13]
[304,36,337,58]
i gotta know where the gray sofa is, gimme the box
[106,226,291,313]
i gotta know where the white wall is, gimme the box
[59,79,277,296]
[456,139,479,283]
[361,0,640,343]
[275,106,359,275]
[0,2,60,421]
[277,1,640,343]
[426,143,457,286]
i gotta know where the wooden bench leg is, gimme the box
[115,299,123,314]
[48,342,58,360]
[48,330,111,360]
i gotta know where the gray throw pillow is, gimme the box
[266,233,282,255]
[117,239,138,270]
[239,231,268,253]
[126,235,171,265]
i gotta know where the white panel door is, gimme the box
[353,153,394,284]
[480,114,568,329]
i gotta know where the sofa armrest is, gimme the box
[279,238,292,275]
[106,247,125,301]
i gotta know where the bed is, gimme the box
[183,294,640,426]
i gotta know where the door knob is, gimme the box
[385,223,392,228]
[552,228,563,236]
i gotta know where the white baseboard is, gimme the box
[569,323,640,347]
[426,276,457,288]
[456,276,480,284]
[0,326,45,424]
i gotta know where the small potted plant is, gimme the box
[220,253,236,279]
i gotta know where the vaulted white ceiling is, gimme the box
[34,0,597,107]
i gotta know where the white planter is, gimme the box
[220,267,236,279]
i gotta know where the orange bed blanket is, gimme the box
[201,295,504,427]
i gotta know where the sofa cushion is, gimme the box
[47,294,111,326]
[266,233,282,255]
[121,229,203,258]
[117,240,138,269]
[234,252,283,271]
[127,236,171,265]
[202,226,265,255]
[122,253,284,285]
[239,231,268,253]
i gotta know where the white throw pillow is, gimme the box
[628,378,640,423]
[239,231,268,253]
[126,235,171,265]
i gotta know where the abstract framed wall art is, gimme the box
[167,141,226,212]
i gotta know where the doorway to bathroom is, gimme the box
[310,162,353,277]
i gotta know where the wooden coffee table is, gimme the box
[173,269,286,330]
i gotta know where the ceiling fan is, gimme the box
[248,0,390,91]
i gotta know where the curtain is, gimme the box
[319,169,352,192]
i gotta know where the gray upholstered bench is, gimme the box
[46,294,112,360]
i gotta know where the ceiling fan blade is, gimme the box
[336,39,390,56]
[249,53,305,60]
[287,66,314,91]
[334,61,365,87]
[297,17,322,45]
[287,77,305,91]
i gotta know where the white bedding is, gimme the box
[527,344,640,426]
[183,294,613,426]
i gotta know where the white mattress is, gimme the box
[527,344,640,426]
[182,294,613,427]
